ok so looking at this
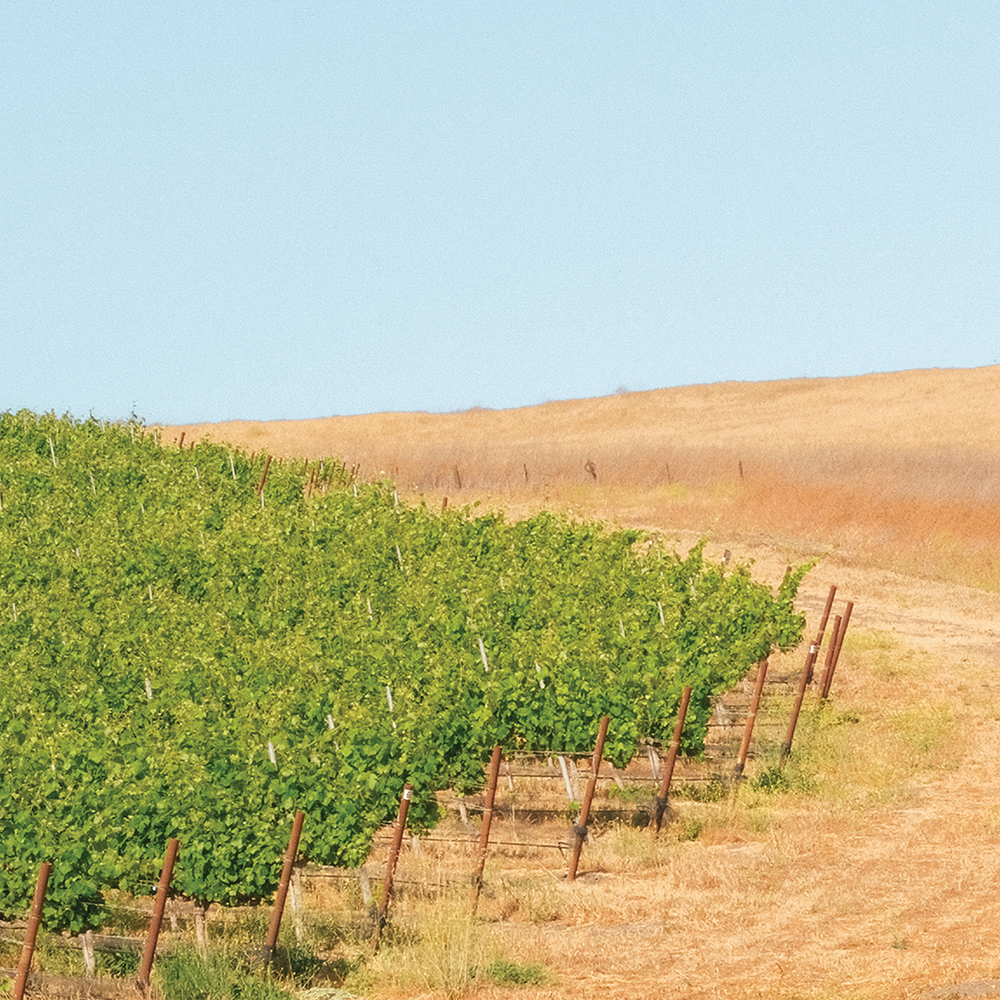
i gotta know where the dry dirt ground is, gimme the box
[517,554,1000,1000]
[342,541,999,1000]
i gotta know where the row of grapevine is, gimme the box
[0,411,808,932]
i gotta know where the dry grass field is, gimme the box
[169,365,1000,590]
[159,366,1000,1000]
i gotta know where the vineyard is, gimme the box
[0,410,808,991]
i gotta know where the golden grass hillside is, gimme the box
[165,365,1000,590]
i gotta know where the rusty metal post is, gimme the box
[470,746,503,913]
[137,838,180,993]
[821,601,854,700]
[13,862,52,1000]
[261,812,305,966]
[567,715,610,881]
[734,660,769,777]
[371,785,412,952]
[650,685,692,833]
[805,585,838,683]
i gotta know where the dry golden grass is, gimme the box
[155,366,1000,999]
[163,365,1000,590]
[167,365,1000,471]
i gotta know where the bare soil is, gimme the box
[491,553,1000,1000]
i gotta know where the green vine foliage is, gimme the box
[0,411,808,930]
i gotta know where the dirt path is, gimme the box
[483,546,1000,1000]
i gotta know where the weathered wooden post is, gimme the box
[734,660,768,777]
[568,716,610,880]
[13,862,51,1000]
[650,686,692,834]
[137,838,180,993]
[470,746,503,914]
[371,785,412,952]
[261,812,305,966]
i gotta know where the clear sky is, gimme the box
[4,3,998,424]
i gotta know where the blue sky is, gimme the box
[4,3,998,424]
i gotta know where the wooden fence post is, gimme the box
[13,862,51,1000]
[470,746,503,914]
[805,585,838,683]
[650,686,692,834]
[734,660,768,777]
[261,812,305,966]
[371,785,412,952]
[137,837,180,993]
[821,601,854,700]
[567,716,610,881]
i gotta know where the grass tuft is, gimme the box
[152,948,295,1000]
[367,908,492,998]
[480,957,549,986]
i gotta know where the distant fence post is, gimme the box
[256,455,272,494]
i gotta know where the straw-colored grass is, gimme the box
[163,365,1000,590]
